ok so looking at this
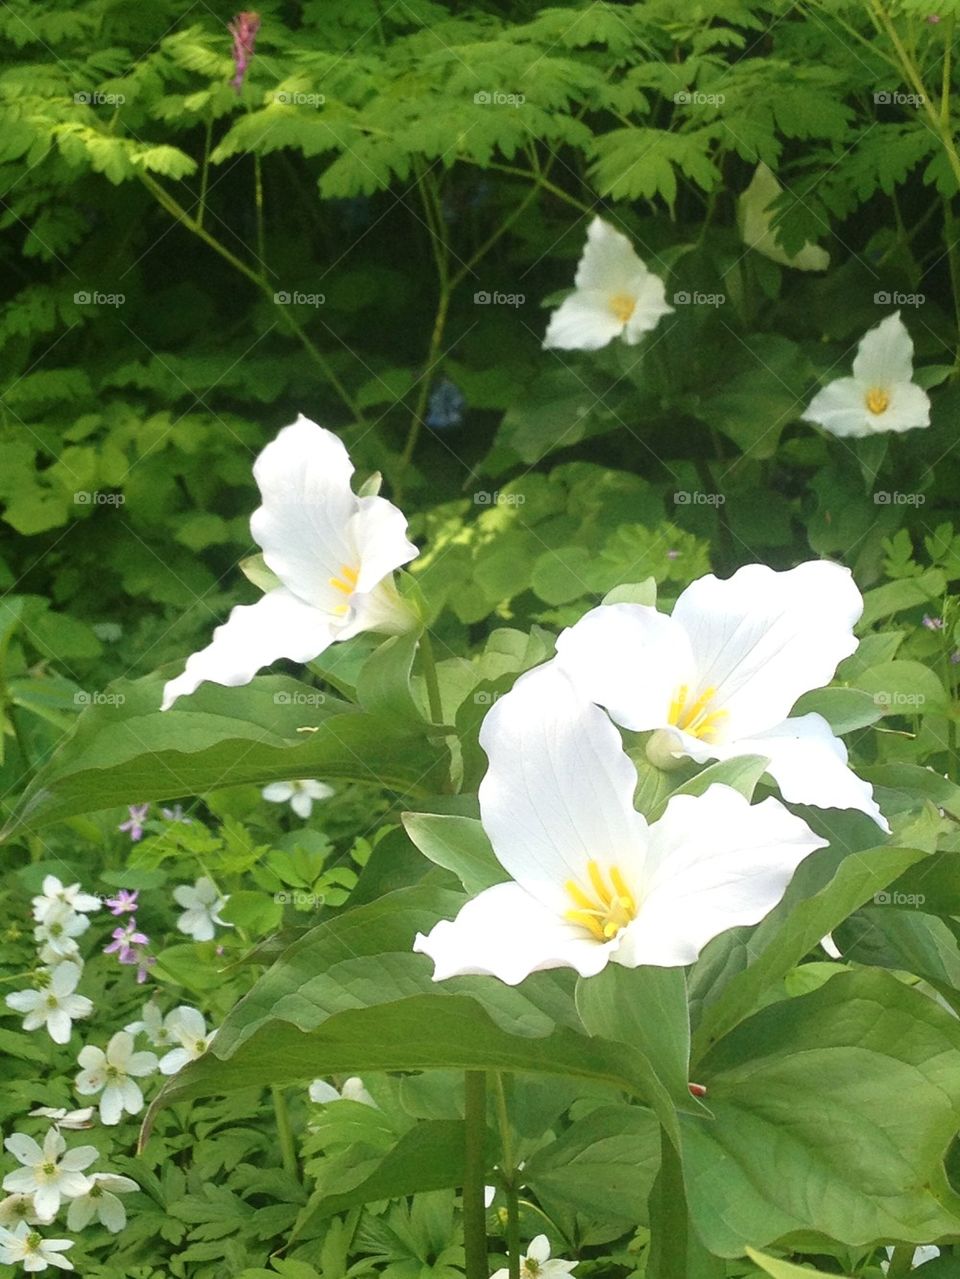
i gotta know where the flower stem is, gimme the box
[494,1074,521,1279]
[887,1245,916,1277]
[271,1085,299,1182]
[463,1071,488,1279]
[418,629,445,725]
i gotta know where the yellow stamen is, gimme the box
[865,387,890,415]
[329,563,359,596]
[667,684,728,742]
[564,859,637,942]
[609,292,636,324]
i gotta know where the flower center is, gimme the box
[106,1065,121,1079]
[45,995,59,1009]
[90,1184,103,1199]
[865,386,890,415]
[667,684,727,741]
[194,1039,207,1054]
[328,563,360,616]
[609,292,636,324]
[41,1163,57,1178]
[565,860,637,941]
[25,1232,41,1252]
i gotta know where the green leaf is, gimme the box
[683,970,960,1256]
[692,845,926,1057]
[602,578,657,607]
[145,886,679,1142]
[1,673,449,836]
[745,1248,842,1279]
[852,661,949,716]
[355,631,430,731]
[401,813,507,895]
[522,1104,660,1227]
[791,687,883,733]
[647,754,771,821]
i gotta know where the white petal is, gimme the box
[158,1048,190,1075]
[620,786,826,967]
[46,1010,72,1045]
[261,781,294,802]
[98,1192,126,1233]
[308,1080,340,1103]
[290,791,313,820]
[51,964,80,997]
[106,1031,133,1067]
[6,991,42,1014]
[119,1078,144,1115]
[5,1135,42,1166]
[126,1051,159,1077]
[250,415,358,610]
[542,290,625,351]
[58,1146,96,1173]
[852,312,914,385]
[414,882,617,985]
[671,561,862,739]
[738,713,889,830]
[621,270,673,342]
[574,217,643,293]
[349,495,418,595]
[820,933,842,959]
[172,885,199,909]
[302,780,334,800]
[875,380,931,433]
[2,1171,38,1196]
[526,1236,552,1265]
[737,164,830,272]
[161,587,333,709]
[478,665,649,914]
[555,605,695,732]
[66,1198,93,1232]
[168,1006,206,1041]
[803,377,872,437]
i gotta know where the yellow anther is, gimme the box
[609,292,636,324]
[865,387,890,415]
[667,684,728,742]
[564,860,637,942]
[329,563,359,596]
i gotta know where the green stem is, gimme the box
[271,1086,299,1182]
[418,629,444,725]
[646,1127,688,1279]
[254,152,266,271]
[396,281,451,495]
[463,1071,488,1279]
[887,1245,916,1277]
[493,1074,520,1279]
[137,173,365,425]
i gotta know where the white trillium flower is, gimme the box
[158,1007,217,1075]
[803,312,931,438]
[0,1222,74,1273]
[75,1031,159,1125]
[173,877,231,942]
[262,779,335,819]
[6,963,93,1044]
[2,1129,96,1221]
[542,217,673,351]
[490,1234,576,1279]
[66,1174,139,1234]
[27,1108,95,1132]
[31,877,100,924]
[554,561,887,830]
[308,1077,377,1107]
[414,667,826,985]
[33,905,89,960]
[737,163,830,271]
[161,416,419,710]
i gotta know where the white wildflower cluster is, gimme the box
[5,878,100,1045]
[172,876,231,943]
[0,1125,138,1271]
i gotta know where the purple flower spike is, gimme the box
[229,11,261,92]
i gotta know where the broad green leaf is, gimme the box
[683,970,960,1256]
[1,673,449,836]
[745,1248,844,1278]
[647,754,770,821]
[522,1105,660,1227]
[692,845,926,1057]
[860,570,947,627]
[852,661,949,717]
[355,631,430,731]
[577,965,694,1110]
[791,687,883,733]
[602,578,657,607]
[401,813,507,895]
